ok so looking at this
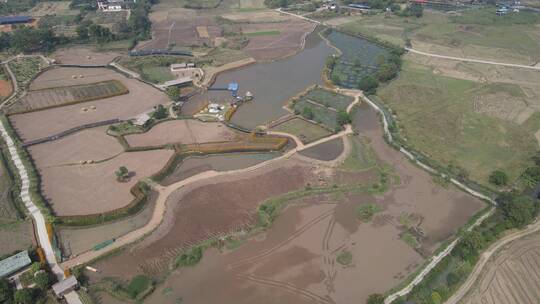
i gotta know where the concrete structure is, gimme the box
[0,251,31,278]
[52,275,79,298]
[161,77,193,88]
[133,113,151,126]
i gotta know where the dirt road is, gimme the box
[405,48,540,71]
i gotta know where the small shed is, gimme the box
[52,276,79,298]
[0,251,31,278]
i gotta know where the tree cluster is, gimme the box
[0,27,56,53]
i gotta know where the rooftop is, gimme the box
[0,250,31,278]
[0,16,32,25]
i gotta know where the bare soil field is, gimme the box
[57,191,158,258]
[90,160,314,278]
[160,152,279,186]
[125,120,239,147]
[137,17,222,50]
[0,221,35,256]
[299,137,344,161]
[242,20,316,60]
[7,80,128,115]
[222,10,295,23]
[52,47,122,66]
[0,79,12,97]
[40,149,173,216]
[28,126,123,167]
[9,67,168,142]
[461,231,540,304]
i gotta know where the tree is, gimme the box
[496,192,538,228]
[376,63,398,82]
[358,75,379,95]
[11,27,55,53]
[76,25,89,40]
[14,289,33,304]
[408,3,423,17]
[302,107,314,120]
[115,166,129,182]
[34,271,50,290]
[30,262,41,274]
[337,110,351,127]
[489,170,508,186]
[453,231,484,261]
[153,104,168,119]
[0,278,12,302]
[366,293,384,304]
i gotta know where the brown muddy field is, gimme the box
[41,149,173,216]
[125,120,239,147]
[28,126,122,166]
[299,137,344,161]
[88,103,485,303]
[243,20,316,61]
[0,79,12,97]
[9,67,167,142]
[462,231,540,304]
[58,191,158,258]
[52,47,121,66]
[90,160,314,277]
[160,152,279,186]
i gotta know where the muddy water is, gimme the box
[212,27,335,129]
[161,152,279,186]
[299,137,344,161]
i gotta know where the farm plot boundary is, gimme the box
[7,80,129,115]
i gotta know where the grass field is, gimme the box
[140,66,176,84]
[339,8,540,64]
[271,117,332,144]
[8,80,129,114]
[0,152,18,223]
[340,137,376,172]
[376,59,539,186]
[302,87,354,111]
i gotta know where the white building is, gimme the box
[97,0,135,11]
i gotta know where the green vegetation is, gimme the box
[367,293,385,304]
[395,192,539,304]
[272,118,332,144]
[377,60,538,187]
[245,30,281,37]
[115,166,129,182]
[358,75,379,95]
[303,87,354,111]
[340,137,377,172]
[0,0,36,15]
[8,57,46,89]
[152,104,169,120]
[401,232,420,248]
[336,250,353,265]
[175,246,203,267]
[488,170,508,186]
[119,56,192,84]
[140,66,175,84]
[356,203,382,222]
[126,275,153,299]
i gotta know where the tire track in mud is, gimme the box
[233,272,334,304]
[229,209,334,269]
[321,215,337,294]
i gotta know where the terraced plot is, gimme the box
[271,117,332,144]
[8,80,129,114]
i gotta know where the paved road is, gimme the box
[0,121,64,280]
[444,220,540,304]
[406,48,540,71]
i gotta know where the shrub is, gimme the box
[358,75,379,95]
[366,293,384,304]
[488,170,508,186]
[175,246,203,267]
[336,250,353,265]
[356,203,381,222]
[126,275,152,299]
